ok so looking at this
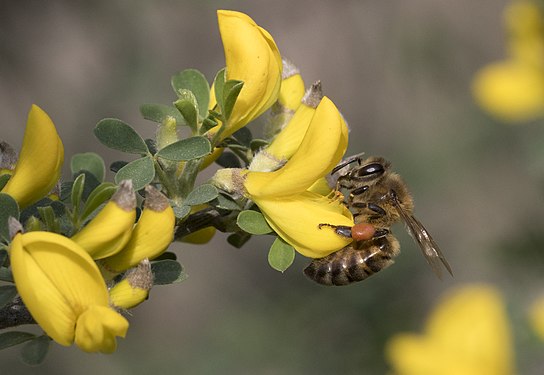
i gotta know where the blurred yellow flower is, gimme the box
[472,0,544,122]
[208,10,282,140]
[529,295,544,340]
[386,284,516,375]
[1,105,64,208]
[212,96,354,258]
[10,231,128,353]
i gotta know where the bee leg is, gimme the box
[373,228,389,238]
[317,223,352,238]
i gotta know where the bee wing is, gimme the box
[394,202,453,278]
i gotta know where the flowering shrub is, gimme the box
[0,9,355,361]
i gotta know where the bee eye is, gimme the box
[357,163,385,178]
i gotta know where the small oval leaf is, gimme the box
[212,69,226,112]
[0,193,19,242]
[237,210,273,235]
[184,184,218,206]
[171,69,210,116]
[0,285,17,309]
[94,118,148,154]
[156,137,211,161]
[173,205,191,220]
[114,156,155,191]
[71,152,105,182]
[70,173,86,216]
[227,232,251,248]
[151,260,187,285]
[140,103,185,126]
[215,151,241,168]
[0,331,36,350]
[80,182,117,221]
[174,93,198,130]
[268,237,295,272]
[20,335,51,366]
[222,80,244,121]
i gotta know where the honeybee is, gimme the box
[303,156,452,286]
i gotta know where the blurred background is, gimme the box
[1,0,543,373]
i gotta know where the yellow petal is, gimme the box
[216,10,282,138]
[2,105,64,208]
[472,60,544,122]
[386,284,515,375]
[529,295,544,340]
[264,100,317,162]
[254,191,353,258]
[74,305,128,353]
[10,231,109,346]
[71,181,136,259]
[246,97,348,197]
[101,186,175,273]
[504,0,544,37]
[109,259,153,309]
[278,59,305,111]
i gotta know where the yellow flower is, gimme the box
[1,105,64,208]
[472,0,544,122]
[250,81,322,172]
[529,295,544,341]
[101,185,175,274]
[386,284,516,375]
[472,61,544,122]
[10,231,128,353]
[208,10,282,140]
[109,259,153,309]
[277,59,305,111]
[212,96,353,258]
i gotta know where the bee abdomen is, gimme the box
[303,236,400,286]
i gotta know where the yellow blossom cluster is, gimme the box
[473,0,544,122]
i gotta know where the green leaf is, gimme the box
[94,118,148,154]
[173,205,191,220]
[232,126,252,147]
[214,193,240,211]
[114,156,155,191]
[215,151,241,168]
[268,237,295,272]
[222,80,244,121]
[156,137,211,161]
[0,267,13,282]
[237,210,273,235]
[151,260,187,285]
[153,251,177,261]
[0,285,17,309]
[227,232,251,248]
[80,182,117,221]
[0,249,7,266]
[0,331,36,350]
[71,152,105,182]
[171,69,210,116]
[20,336,50,366]
[213,69,226,114]
[0,174,9,191]
[201,117,218,133]
[0,193,19,242]
[140,103,185,126]
[70,173,86,216]
[174,91,198,130]
[184,184,218,206]
[250,139,269,152]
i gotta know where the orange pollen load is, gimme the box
[350,223,376,241]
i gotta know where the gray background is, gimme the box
[2,0,543,374]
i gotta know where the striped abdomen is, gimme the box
[303,235,400,286]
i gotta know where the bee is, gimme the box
[303,156,452,286]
